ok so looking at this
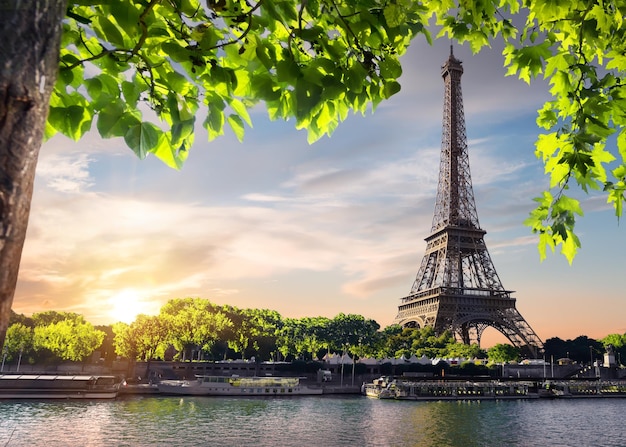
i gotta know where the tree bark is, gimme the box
[0,0,67,350]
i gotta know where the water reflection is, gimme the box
[1,397,626,447]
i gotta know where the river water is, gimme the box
[1,396,624,447]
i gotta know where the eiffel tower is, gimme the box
[393,47,543,358]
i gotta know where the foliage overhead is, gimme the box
[55,0,424,166]
[51,0,626,261]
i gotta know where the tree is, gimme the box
[32,311,85,327]
[159,298,232,360]
[126,315,169,362]
[112,322,138,361]
[601,333,626,366]
[487,344,521,364]
[33,318,105,362]
[543,335,604,364]
[116,314,170,380]
[445,343,487,360]
[0,1,67,354]
[276,317,331,361]
[3,0,626,352]
[8,310,33,328]
[94,324,117,364]
[4,323,34,363]
[327,313,380,356]
[375,326,454,359]
[220,307,282,360]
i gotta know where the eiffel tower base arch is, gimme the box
[394,291,542,358]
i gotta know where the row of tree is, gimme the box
[4,298,625,367]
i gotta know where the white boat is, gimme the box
[158,375,323,396]
[0,374,123,399]
[362,376,396,399]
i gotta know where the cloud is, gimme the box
[36,152,94,193]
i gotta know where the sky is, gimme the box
[12,37,626,347]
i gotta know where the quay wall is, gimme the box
[3,360,625,382]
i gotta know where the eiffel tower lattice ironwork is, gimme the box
[393,48,543,358]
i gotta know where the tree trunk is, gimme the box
[0,0,67,350]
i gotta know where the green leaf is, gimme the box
[379,56,402,80]
[345,63,368,93]
[85,74,121,109]
[205,103,225,141]
[97,101,140,138]
[560,230,580,265]
[161,42,192,63]
[152,135,188,170]
[276,58,301,83]
[228,114,245,142]
[228,99,252,127]
[122,81,141,108]
[617,129,626,162]
[538,232,555,261]
[48,105,91,140]
[171,119,195,147]
[93,16,126,48]
[553,195,583,217]
[607,186,625,218]
[108,2,140,35]
[383,81,401,99]
[166,71,193,95]
[124,122,161,159]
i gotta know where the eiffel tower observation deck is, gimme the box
[393,47,543,358]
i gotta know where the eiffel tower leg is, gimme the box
[459,322,471,345]
[474,323,489,348]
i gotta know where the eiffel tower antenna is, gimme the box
[393,50,543,358]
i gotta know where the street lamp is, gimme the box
[340,345,346,387]
[16,348,23,372]
[589,346,593,367]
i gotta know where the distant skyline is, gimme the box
[13,37,625,347]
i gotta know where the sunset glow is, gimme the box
[108,289,150,324]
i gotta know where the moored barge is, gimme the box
[363,376,536,400]
[158,375,323,396]
[0,374,123,399]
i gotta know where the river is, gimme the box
[1,395,624,446]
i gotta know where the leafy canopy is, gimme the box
[53,0,626,261]
[54,0,426,167]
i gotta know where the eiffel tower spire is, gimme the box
[393,49,543,358]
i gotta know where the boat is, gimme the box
[362,376,396,399]
[0,374,123,399]
[362,376,538,400]
[157,375,323,396]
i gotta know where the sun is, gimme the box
[108,289,148,324]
